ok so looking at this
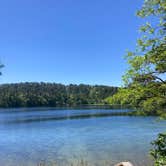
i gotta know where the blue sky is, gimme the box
[0,0,144,86]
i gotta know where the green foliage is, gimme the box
[107,0,166,116]
[0,82,117,108]
[150,133,166,166]
[124,0,166,86]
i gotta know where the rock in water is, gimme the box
[114,161,134,166]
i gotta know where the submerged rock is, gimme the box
[114,161,133,166]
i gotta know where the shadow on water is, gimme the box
[0,105,131,113]
[0,107,133,124]
[3,112,130,124]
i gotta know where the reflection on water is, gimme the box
[0,108,165,166]
[0,108,130,124]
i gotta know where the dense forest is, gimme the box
[0,82,118,107]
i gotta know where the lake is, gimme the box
[0,108,165,166]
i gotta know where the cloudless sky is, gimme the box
[0,0,144,86]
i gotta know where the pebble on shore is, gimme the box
[114,161,133,166]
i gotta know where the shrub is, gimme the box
[150,133,166,166]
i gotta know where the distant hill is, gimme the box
[0,82,118,108]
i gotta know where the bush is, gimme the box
[150,133,166,166]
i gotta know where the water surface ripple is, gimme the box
[0,108,165,166]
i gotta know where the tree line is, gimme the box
[0,82,118,108]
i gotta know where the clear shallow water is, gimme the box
[0,108,165,166]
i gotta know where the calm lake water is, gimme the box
[0,108,165,166]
